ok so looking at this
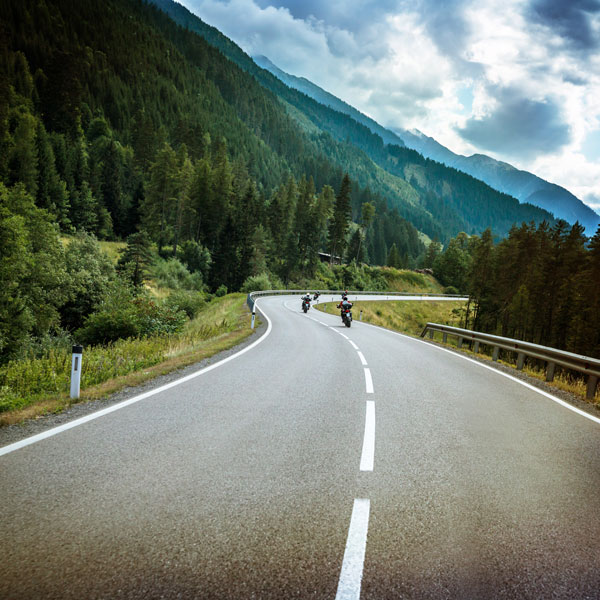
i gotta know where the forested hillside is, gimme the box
[150,0,556,241]
[427,222,600,359]
[0,0,430,363]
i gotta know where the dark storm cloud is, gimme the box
[458,88,571,159]
[528,0,600,50]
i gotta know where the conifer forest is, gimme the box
[1,0,599,371]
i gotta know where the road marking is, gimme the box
[339,333,349,340]
[336,498,371,600]
[360,401,375,471]
[349,341,359,350]
[359,321,600,426]
[0,302,275,458]
[364,368,374,394]
[357,351,368,366]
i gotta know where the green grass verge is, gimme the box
[315,299,467,337]
[0,294,255,425]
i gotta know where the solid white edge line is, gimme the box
[359,321,600,426]
[364,368,374,394]
[357,351,368,366]
[336,498,371,600]
[0,302,274,457]
[360,401,375,472]
[349,341,359,350]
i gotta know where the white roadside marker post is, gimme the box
[70,345,83,399]
[251,310,256,329]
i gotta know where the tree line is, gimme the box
[429,222,600,358]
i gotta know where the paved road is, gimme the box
[2,295,600,599]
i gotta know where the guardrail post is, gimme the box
[586,375,598,400]
[546,362,555,382]
[442,332,447,344]
[473,341,480,354]
[428,329,434,340]
[457,337,463,349]
[492,346,499,361]
[70,345,83,399]
[516,352,525,370]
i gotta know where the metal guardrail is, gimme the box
[421,322,600,400]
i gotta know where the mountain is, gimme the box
[395,129,600,235]
[253,55,406,148]
[149,1,558,242]
[253,53,599,235]
[0,0,431,273]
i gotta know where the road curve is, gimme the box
[1,294,600,599]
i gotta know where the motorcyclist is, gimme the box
[337,297,353,321]
[313,292,320,301]
[302,293,311,311]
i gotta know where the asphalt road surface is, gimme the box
[2,294,600,599]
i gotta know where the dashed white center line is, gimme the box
[364,368,374,394]
[360,401,375,471]
[349,340,359,350]
[356,351,367,366]
[336,499,371,600]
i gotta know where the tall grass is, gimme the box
[0,294,250,416]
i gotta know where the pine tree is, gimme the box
[328,173,352,264]
[141,142,178,253]
[117,231,155,288]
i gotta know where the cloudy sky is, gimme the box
[179,0,600,212]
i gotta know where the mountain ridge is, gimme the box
[254,53,599,234]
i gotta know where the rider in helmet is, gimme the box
[337,296,353,321]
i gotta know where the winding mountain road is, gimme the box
[2,294,600,599]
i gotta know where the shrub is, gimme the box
[177,240,211,278]
[444,286,459,295]
[215,284,227,297]
[151,258,202,290]
[76,285,187,345]
[240,272,274,293]
[164,290,206,319]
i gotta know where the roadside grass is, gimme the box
[318,299,599,405]
[98,240,127,263]
[315,299,466,336]
[381,269,445,294]
[0,294,255,425]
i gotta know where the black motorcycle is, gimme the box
[302,297,311,313]
[341,305,352,327]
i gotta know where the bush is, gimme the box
[151,258,203,290]
[215,284,227,297]
[240,272,274,293]
[76,285,187,345]
[177,240,211,277]
[164,290,206,319]
[444,286,459,295]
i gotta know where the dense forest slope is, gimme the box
[1,0,426,266]
[252,51,598,235]
[149,0,555,241]
[397,129,600,234]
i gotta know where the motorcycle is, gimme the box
[341,306,352,327]
[302,297,311,313]
[313,292,320,301]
